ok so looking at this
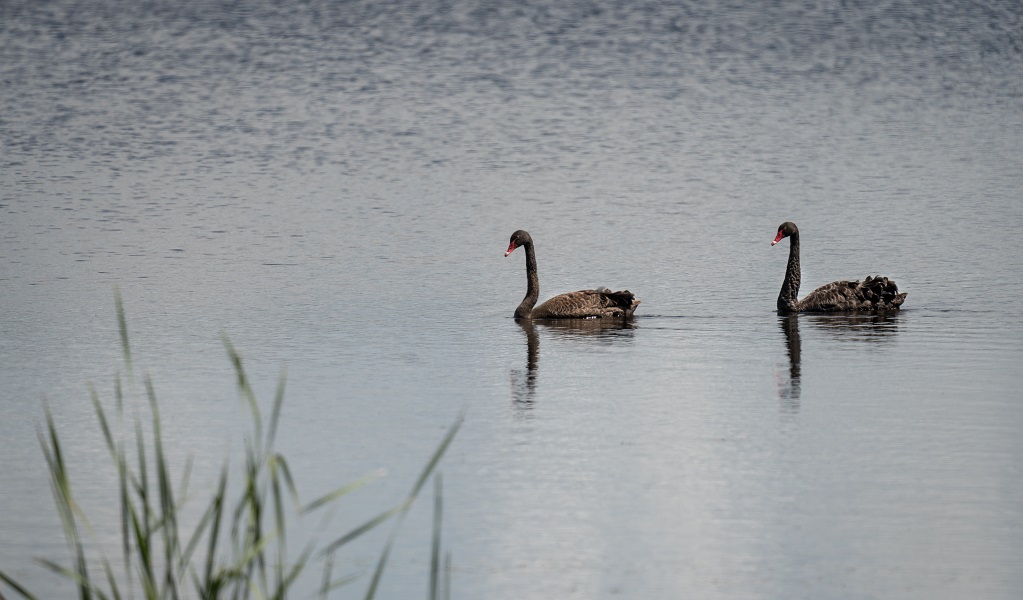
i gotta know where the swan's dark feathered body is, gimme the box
[505,230,640,319]
[772,221,907,312]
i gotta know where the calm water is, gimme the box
[2,0,1023,598]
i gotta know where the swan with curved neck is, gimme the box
[772,221,907,312]
[504,230,640,319]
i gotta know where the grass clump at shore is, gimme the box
[0,292,461,600]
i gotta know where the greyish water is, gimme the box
[2,0,1022,598]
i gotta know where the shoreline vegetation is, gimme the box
[0,291,462,600]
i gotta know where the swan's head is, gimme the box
[505,230,533,257]
[772,222,798,246]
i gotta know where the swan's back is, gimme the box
[530,288,639,319]
[798,275,907,312]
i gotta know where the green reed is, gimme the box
[0,291,460,600]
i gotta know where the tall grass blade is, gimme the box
[270,464,286,598]
[222,334,260,435]
[145,376,181,599]
[247,461,269,594]
[273,544,314,599]
[114,288,132,378]
[100,558,122,600]
[264,372,287,459]
[320,553,360,597]
[221,531,276,589]
[131,415,155,589]
[126,502,156,597]
[115,374,124,419]
[34,559,93,594]
[320,504,405,557]
[89,385,133,565]
[90,386,115,457]
[177,454,195,516]
[429,473,443,600]
[38,406,93,600]
[200,465,229,598]
[408,413,464,502]
[318,552,334,600]
[0,568,41,600]
[362,526,399,600]
[270,454,300,508]
[116,440,131,572]
[442,551,452,600]
[177,491,213,576]
[302,470,384,515]
[268,376,292,600]
[364,412,464,600]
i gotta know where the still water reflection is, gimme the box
[777,312,903,412]
[511,320,540,408]
[511,319,637,408]
[778,314,802,413]
[803,312,903,342]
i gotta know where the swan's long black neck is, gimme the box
[778,232,801,312]
[515,241,540,318]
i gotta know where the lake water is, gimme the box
[2,0,1022,598]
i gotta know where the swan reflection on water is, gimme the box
[777,311,902,412]
[510,319,540,407]
[778,314,802,413]
[801,311,902,342]
[510,318,637,408]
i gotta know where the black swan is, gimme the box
[772,221,907,312]
[504,230,640,319]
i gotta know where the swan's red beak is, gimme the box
[504,242,517,257]
[772,230,784,246]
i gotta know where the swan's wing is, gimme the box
[531,289,639,319]
[797,280,863,311]
[798,276,906,311]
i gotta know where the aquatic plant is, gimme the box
[0,291,460,600]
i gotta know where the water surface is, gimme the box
[2,0,1022,598]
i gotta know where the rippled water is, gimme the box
[2,0,1022,598]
